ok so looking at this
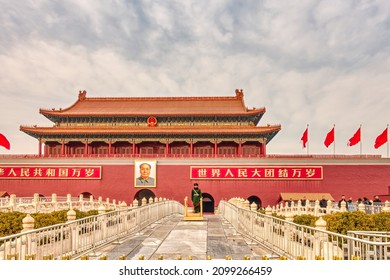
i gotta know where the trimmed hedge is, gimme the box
[0,212,25,237]
[293,214,318,227]
[0,209,99,238]
[323,211,390,234]
[292,211,390,234]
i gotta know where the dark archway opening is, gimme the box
[80,192,93,200]
[202,193,215,213]
[247,195,262,209]
[134,189,156,206]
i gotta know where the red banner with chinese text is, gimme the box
[0,166,102,180]
[190,166,323,180]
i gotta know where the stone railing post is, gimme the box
[297,200,302,215]
[285,212,294,222]
[265,206,272,216]
[67,209,76,222]
[66,209,77,255]
[10,194,16,212]
[243,200,250,210]
[79,194,85,211]
[133,199,139,207]
[66,194,72,209]
[326,200,332,214]
[97,206,107,242]
[89,195,94,210]
[289,201,298,214]
[141,197,147,206]
[148,197,154,204]
[250,202,257,212]
[314,216,328,258]
[21,214,36,260]
[314,200,320,216]
[279,204,284,215]
[33,193,40,213]
[98,204,106,214]
[51,193,58,211]
[358,202,366,212]
[22,214,35,232]
[382,201,390,212]
[340,200,347,212]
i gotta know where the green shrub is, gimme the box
[372,212,390,231]
[322,211,390,234]
[0,212,25,237]
[271,213,286,220]
[0,209,101,238]
[293,214,317,227]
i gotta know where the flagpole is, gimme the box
[387,124,389,158]
[307,124,309,156]
[333,124,336,157]
[360,124,362,156]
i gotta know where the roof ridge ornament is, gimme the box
[78,90,87,100]
[235,89,244,98]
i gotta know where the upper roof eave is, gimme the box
[38,90,265,118]
[20,124,281,136]
[39,108,266,118]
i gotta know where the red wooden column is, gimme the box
[261,139,267,157]
[132,140,136,156]
[190,140,193,157]
[44,143,48,157]
[38,139,42,157]
[84,141,88,156]
[108,141,112,156]
[214,141,218,156]
[61,140,65,156]
[165,142,169,156]
[238,140,242,156]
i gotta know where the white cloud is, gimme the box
[0,0,389,157]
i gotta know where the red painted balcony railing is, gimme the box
[0,153,383,159]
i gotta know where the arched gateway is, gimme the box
[134,189,156,206]
[247,195,262,209]
[202,193,215,213]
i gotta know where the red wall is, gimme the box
[1,161,390,207]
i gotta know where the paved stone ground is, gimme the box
[86,214,274,260]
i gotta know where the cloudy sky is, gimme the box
[0,0,389,156]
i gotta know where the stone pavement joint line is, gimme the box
[86,214,273,260]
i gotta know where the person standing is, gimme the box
[191,183,202,213]
[319,196,327,208]
[373,195,381,205]
[347,197,355,211]
[300,196,307,207]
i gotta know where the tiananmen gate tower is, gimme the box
[0,89,389,210]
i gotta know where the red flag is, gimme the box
[374,127,388,149]
[324,127,335,148]
[347,127,361,146]
[301,127,308,148]
[0,133,10,150]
